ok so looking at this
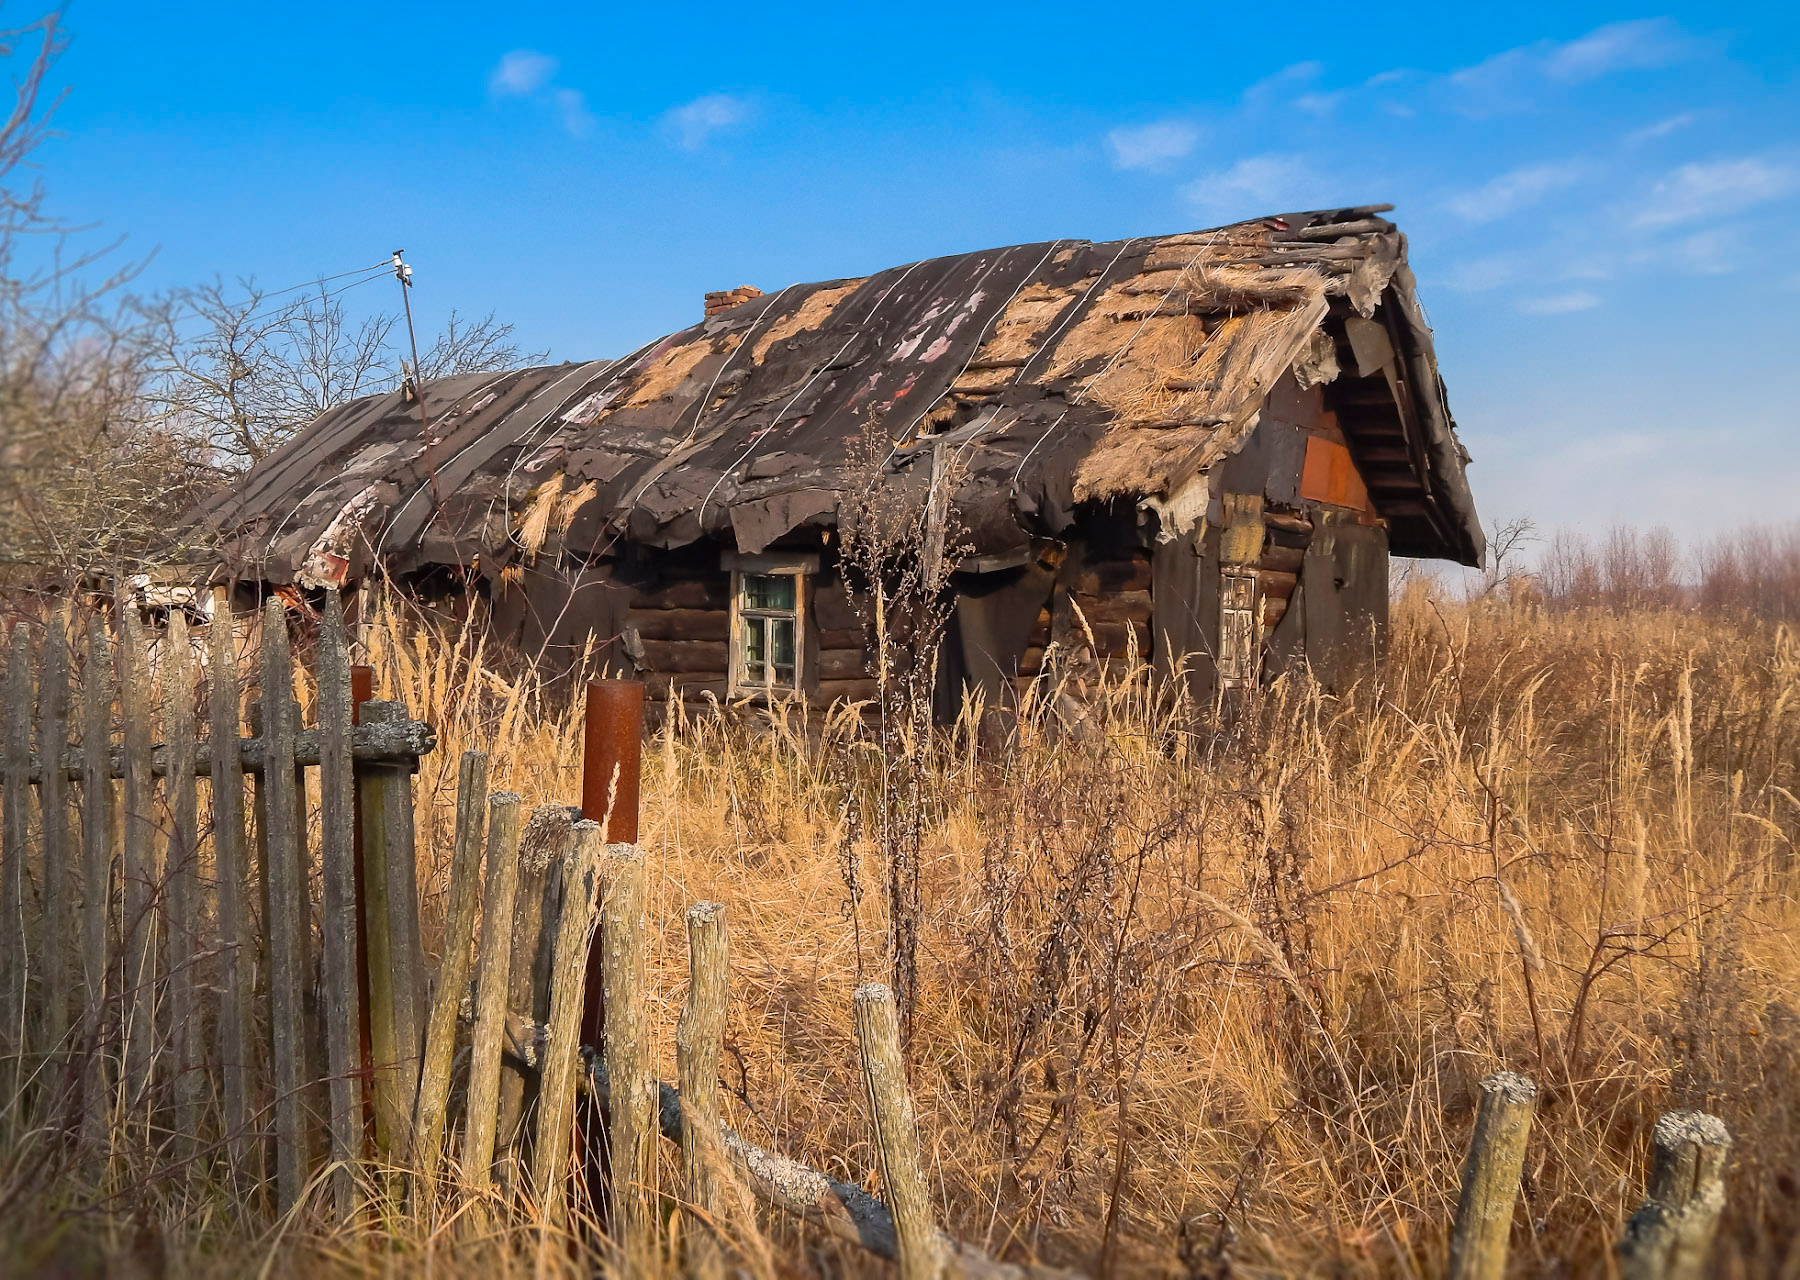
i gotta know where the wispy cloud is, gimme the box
[1669,227,1744,276]
[1106,120,1200,171]
[1243,61,1327,112]
[1447,161,1587,222]
[1181,154,1315,215]
[1625,112,1698,147]
[665,93,751,151]
[487,49,591,138]
[488,50,558,98]
[1519,290,1601,315]
[1634,156,1799,228]
[1443,256,1522,292]
[1450,19,1693,114]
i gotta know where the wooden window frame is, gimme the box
[727,558,811,699]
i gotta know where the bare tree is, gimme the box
[143,278,545,465]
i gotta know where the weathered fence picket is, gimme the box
[207,589,253,1181]
[317,593,364,1216]
[1618,1110,1732,1280]
[3,624,29,1104]
[463,789,523,1199]
[604,838,655,1269]
[115,601,155,1117]
[261,600,308,1213]
[1447,1071,1537,1280]
[78,614,112,1152]
[531,817,601,1225]
[164,611,200,1155]
[37,612,69,1073]
[414,748,489,1190]
[676,900,730,1280]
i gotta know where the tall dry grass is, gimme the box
[360,581,1800,1276]
[6,582,1797,1277]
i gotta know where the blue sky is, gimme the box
[42,2,1800,548]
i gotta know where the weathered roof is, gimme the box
[197,204,1483,585]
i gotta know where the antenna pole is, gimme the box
[391,250,443,515]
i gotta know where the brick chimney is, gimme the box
[704,285,763,318]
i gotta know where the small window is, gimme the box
[732,570,804,694]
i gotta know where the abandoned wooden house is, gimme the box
[194,203,1483,711]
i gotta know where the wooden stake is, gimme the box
[604,841,654,1269]
[677,901,730,1280]
[413,748,489,1189]
[207,590,253,1179]
[38,611,70,1073]
[1447,1071,1536,1280]
[853,982,944,1280]
[114,601,157,1115]
[162,612,200,1157]
[259,598,308,1213]
[317,592,364,1216]
[79,614,114,1152]
[532,818,602,1226]
[462,790,523,1202]
[1618,1111,1731,1280]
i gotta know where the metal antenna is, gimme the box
[391,250,444,515]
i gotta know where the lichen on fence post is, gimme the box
[677,900,731,1280]
[1446,1071,1537,1280]
[853,982,945,1280]
[413,748,489,1193]
[1618,1110,1731,1280]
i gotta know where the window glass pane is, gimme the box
[743,616,766,682]
[744,573,795,611]
[770,618,796,674]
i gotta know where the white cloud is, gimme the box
[1624,112,1697,147]
[665,93,751,151]
[1243,61,1326,111]
[1105,120,1200,171]
[1519,291,1600,315]
[1634,156,1799,228]
[1447,161,1587,221]
[488,49,558,98]
[1450,20,1692,113]
[553,88,595,138]
[1544,20,1689,83]
[1670,227,1744,276]
[1181,154,1315,215]
[1443,256,1522,292]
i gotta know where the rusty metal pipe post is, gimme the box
[577,679,644,1224]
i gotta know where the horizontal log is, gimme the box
[637,579,730,611]
[1264,598,1289,629]
[820,626,865,650]
[638,639,730,674]
[813,588,861,632]
[28,715,437,783]
[643,675,729,702]
[817,678,880,704]
[586,1062,1082,1280]
[627,608,729,642]
[1262,511,1314,536]
[1072,589,1153,624]
[817,649,870,681]
[1070,561,1152,595]
[1260,570,1299,596]
[1260,544,1306,574]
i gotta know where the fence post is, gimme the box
[2,624,30,1103]
[163,612,201,1158]
[358,698,425,1159]
[498,804,567,1155]
[317,592,364,1217]
[603,839,653,1270]
[1618,1111,1731,1280]
[207,589,253,1180]
[462,789,523,1202]
[677,901,730,1280]
[115,599,157,1117]
[37,611,70,1077]
[413,749,489,1193]
[79,613,113,1152]
[1447,1071,1537,1280]
[259,598,308,1214]
[532,818,602,1227]
[853,982,944,1280]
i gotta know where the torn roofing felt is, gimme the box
[193,204,1484,588]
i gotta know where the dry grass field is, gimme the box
[5,575,1798,1277]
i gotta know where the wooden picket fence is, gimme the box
[0,590,1074,1277]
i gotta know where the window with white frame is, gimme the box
[731,569,804,694]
